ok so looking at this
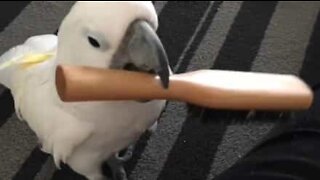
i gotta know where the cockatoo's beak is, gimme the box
[111,20,170,88]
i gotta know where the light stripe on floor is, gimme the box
[184,1,243,72]
[252,1,320,75]
[173,1,222,72]
[0,114,37,179]
[154,1,167,14]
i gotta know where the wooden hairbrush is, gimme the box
[55,65,313,110]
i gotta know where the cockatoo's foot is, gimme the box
[101,145,135,180]
[105,155,128,180]
[115,144,135,162]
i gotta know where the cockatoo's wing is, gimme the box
[0,35,95,168]
[0,35,57,89]
[0,35,58,120]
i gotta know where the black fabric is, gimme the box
[216,109,320,180]
[216,129,320,180]
[215,127,320,180]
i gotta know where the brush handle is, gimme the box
[56,65,313,110]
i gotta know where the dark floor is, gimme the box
[0,1,320,180]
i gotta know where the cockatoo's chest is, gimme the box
[65,100,166,136]
[18,66,165,149]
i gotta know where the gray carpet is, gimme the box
[0,1,320,180]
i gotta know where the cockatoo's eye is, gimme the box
[88,36,101,48]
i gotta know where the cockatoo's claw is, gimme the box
[105,155,129,180]
[53,156,62,169]
[37,141,43,151]
[14,99,24,121]
[115,144,135,162]
[53,153,67,170]
[114,167,128,180]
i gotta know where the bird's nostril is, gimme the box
[122,63,155,74]
[123,63,139,71]
[148,69,156,74]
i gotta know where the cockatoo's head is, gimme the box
[57,1,170,87]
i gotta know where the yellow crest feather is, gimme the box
[0,53,54,70]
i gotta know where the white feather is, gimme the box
[0,35,57,89]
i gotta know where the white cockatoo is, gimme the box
[0,1,170,180]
